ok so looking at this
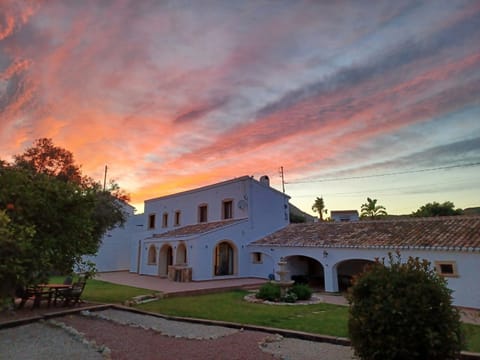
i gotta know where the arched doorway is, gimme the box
[336,259,374,291]
[158,244,173,277]
[214,241,236,276]
[176,243,187,265]
[285,255,324,289]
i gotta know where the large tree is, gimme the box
[312,196,327,221]
[0,210,35,308]
[412,201,463,217]
[360,197,387,219]
[0,139,129,303]
[14,138,84,185]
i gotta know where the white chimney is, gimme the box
[259,175,270,186]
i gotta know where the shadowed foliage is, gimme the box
[347,253,463,359]
[0,139,129,306]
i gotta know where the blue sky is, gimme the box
[1,0,479,215]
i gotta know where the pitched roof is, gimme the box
[330,210,359,215]
[145,175,289,203]
[151,218,247,239]
[250,216,480,251]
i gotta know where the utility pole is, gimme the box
[279,166,285,193]
[103,165,108,191]
[279,166,288,221]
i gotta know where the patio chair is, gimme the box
[15,285,31,309]
[55,276,87,307]
[16,285,52,309]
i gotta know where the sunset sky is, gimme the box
[1,0,479,216]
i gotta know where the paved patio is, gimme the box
[96,271,269,296]
[96,271,349,305]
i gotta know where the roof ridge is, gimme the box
[312,215,480,225]
[253,216,480,250]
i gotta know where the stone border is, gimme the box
[1,303,479,359]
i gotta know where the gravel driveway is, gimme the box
[0,308,356,359]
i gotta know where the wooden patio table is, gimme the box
[33,284,72,308]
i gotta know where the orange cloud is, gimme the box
[0,0,37,40]
[1,1,480,215]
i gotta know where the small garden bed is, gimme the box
[252,282,315,304]
[244,292,323,306]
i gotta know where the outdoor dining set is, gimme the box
[15,274,87,309]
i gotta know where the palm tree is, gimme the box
[312,196,327,221]
[360,197,387,219]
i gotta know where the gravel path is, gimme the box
[0,321,104,360]
[0,309,357,359]
[83,308,239,339]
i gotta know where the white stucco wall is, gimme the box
[136,176,290,280]
[143,177,251,232]
[86,204,142,272]
[247,180,290,237]
[140,220,251,280]
[86,226,131,272]
[248,245,480,309]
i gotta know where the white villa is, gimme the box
[130,175,290,281]
[91,175,480,309]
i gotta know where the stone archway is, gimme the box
[284,255,324,289]
[335,259,374,291]
[158,244,173,277]
[214,241,237,276]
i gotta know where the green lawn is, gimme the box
[50,276,153,304]
[139,290,349,337]
[58,278,480,353]
[137,290,480,353]
[464,323,480,353]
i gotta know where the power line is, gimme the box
[291,177,476,197]
[286,162,480,184]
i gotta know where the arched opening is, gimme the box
[158,244,173,277]
[285,255,324,289]
[147,245,157,265]
[176,243,187,265]
[214,241,236,276]
[336,259,375,291]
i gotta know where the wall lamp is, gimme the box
[323,250,328,258]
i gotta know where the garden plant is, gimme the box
[347,252,464,360]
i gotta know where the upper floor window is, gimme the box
[148,214,156,229]
[198,204,208,223]
[174,210,181,226]
[162,212,168,228]
[222,200,233,220]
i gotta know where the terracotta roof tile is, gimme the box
[251,216,480,251]
[152,218,246,238]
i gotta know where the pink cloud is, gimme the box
[1,1,480,214]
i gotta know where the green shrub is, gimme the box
[282,290,298,303]
[347,252,463,360]
[256,282,281,301]
[290,283,313,301]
